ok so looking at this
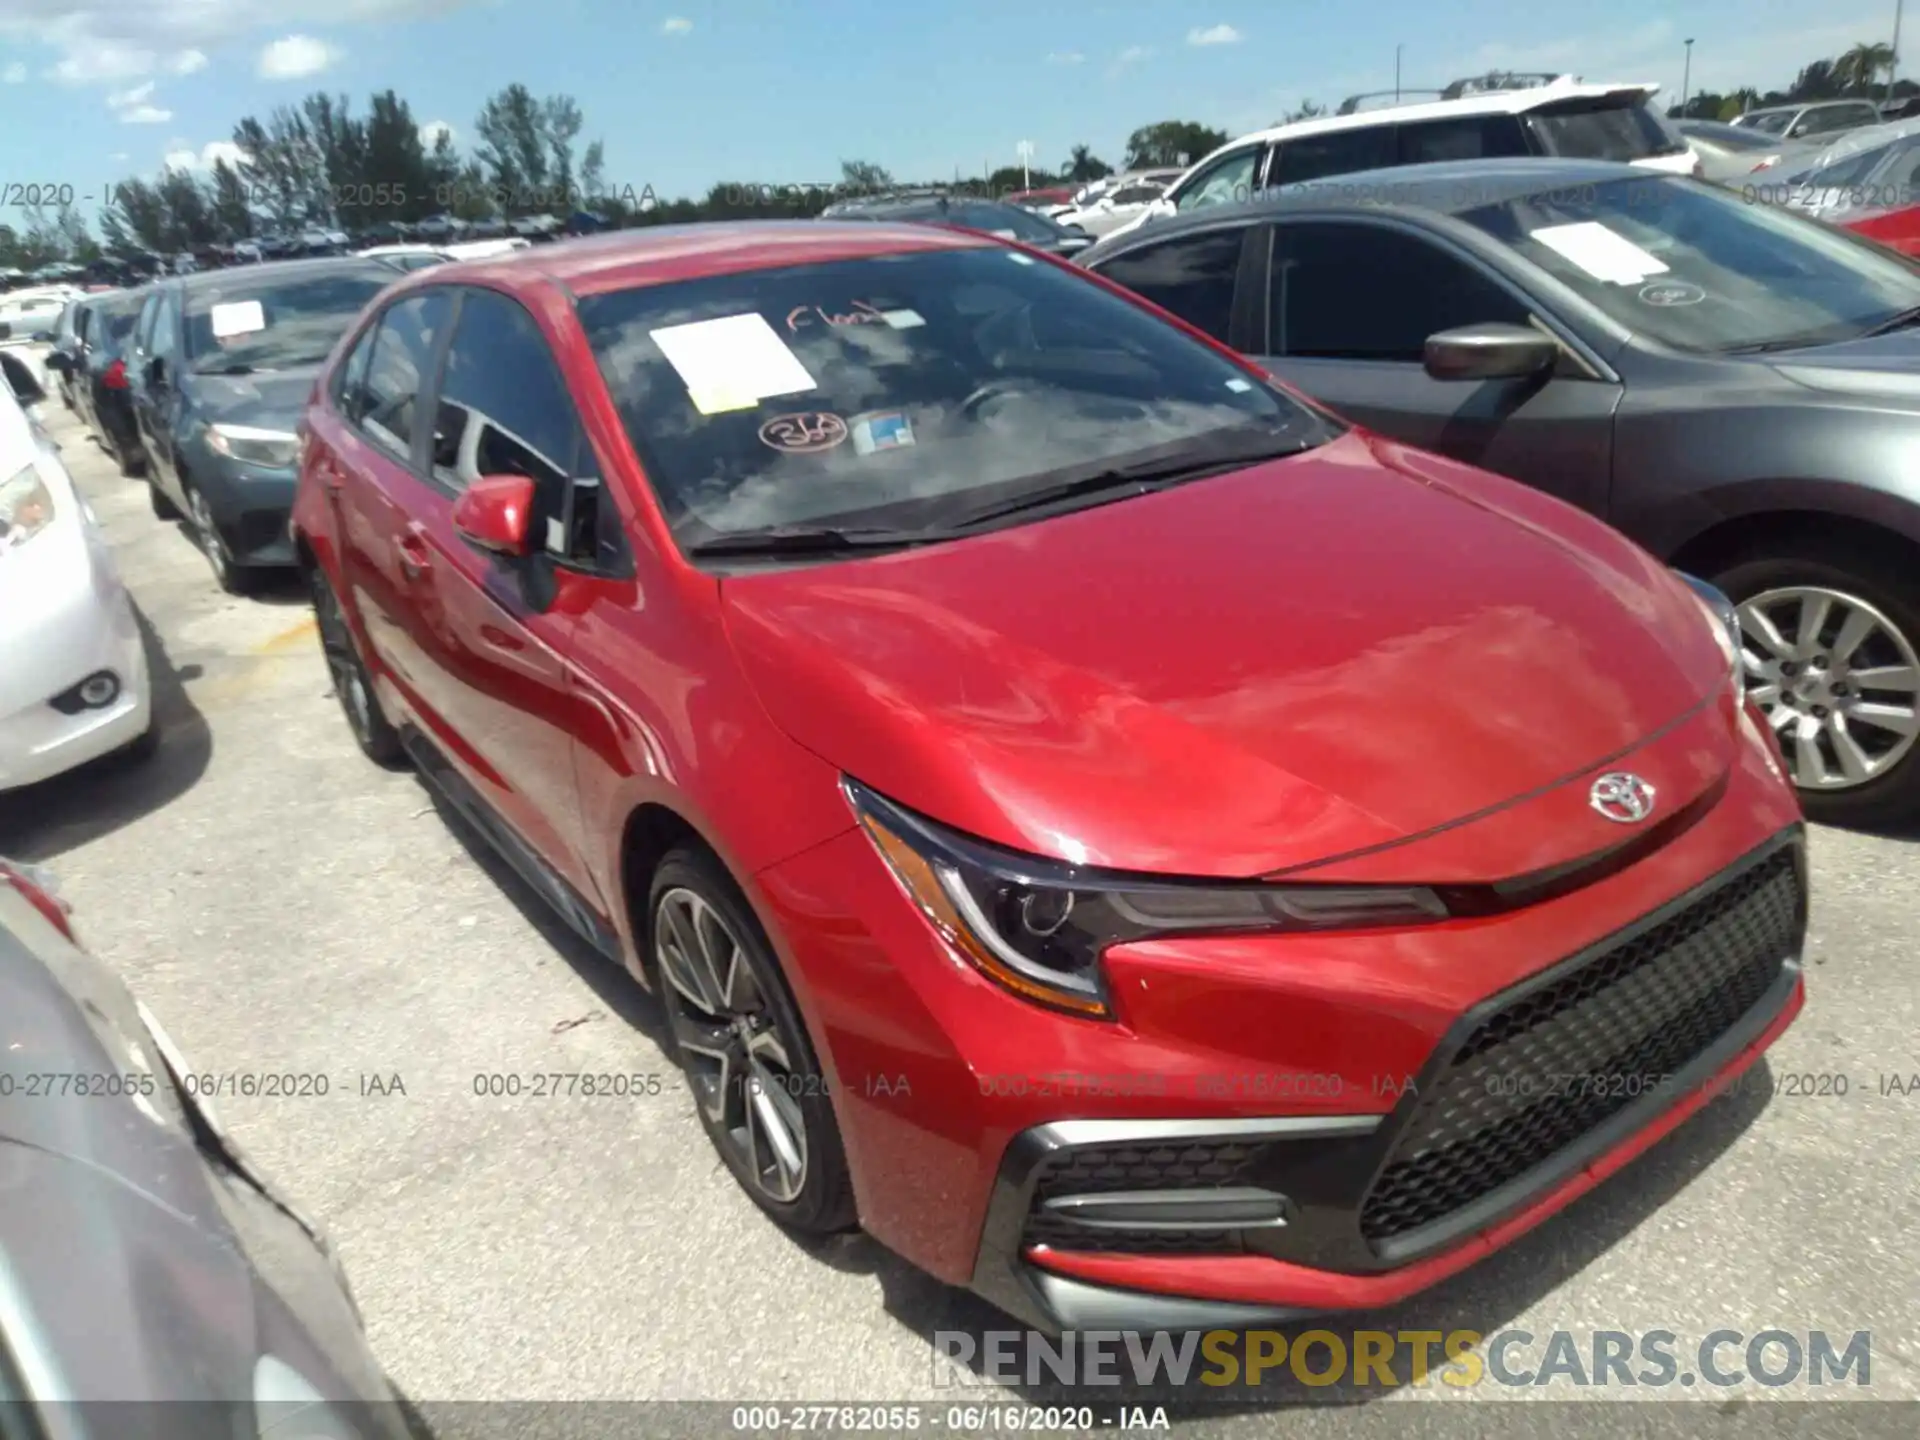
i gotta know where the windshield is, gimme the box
[893,202,1065,242]
[96,298,142,350]
[578,245,1336,551]
[1462,174,1920,353]
[1747,111,1795,136]
[1525,97,1687,161]
[1683,121,1778,151]
[183,268,393,371]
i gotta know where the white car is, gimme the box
[0,365,155,794]
[357,238,532,270]
[1106,74,1701,241]
[1055,172,1182,237]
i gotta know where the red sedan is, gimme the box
[289,221,1807,1333]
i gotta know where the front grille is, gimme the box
[1021,1140,1263,1254]
[1360,848,1802,1245]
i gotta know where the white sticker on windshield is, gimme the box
[649,312,816,411]
[1005,252,1036,265]
[881,308,926,329]
[1529,222,1669,285]
[1225,378,1254,392]
[208,299,266,338]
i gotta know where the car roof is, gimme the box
[175,255,396,295]
[1080,158,1653,256]
[407,220,993,297]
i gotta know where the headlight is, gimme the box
[1676,570,1744,701]
[207,423,300,468]
[0,463,54,554]
[846,779,1449,1018]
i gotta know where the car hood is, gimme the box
[1767,328,1920,400]
[185,367,319,430]
[720,431,1727,878]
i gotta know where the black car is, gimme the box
[821,191,1095,256]
[0,858,407,1437]
[1081,158,1920,827]
[126,257,400,594]
[65,287,149,475]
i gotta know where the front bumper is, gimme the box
[970,831,1805,1332]
[189,445,299,568]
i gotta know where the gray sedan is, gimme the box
[1080,158,1920,827]
[0,857,407,1438]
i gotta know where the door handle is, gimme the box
[396,529,432,580]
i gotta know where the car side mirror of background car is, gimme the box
[1423,323,1560,382]
[452,473,535,557]
[43,351,71,375]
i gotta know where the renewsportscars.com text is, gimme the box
[932,1328,1872,1390]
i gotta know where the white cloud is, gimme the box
[3,1,482,87]
[420,118,456,148]
[661,16,692,35]
[106,80,156,107]
[1107,45,1152,78]
[1188,24,1242,47]
[1046,51,1084,66]
[163,139,250,172]
[258,34,339,78]
[121,104,172,123]
[105,79,171,122]
[111,151,130,161]
[2,62,26,84]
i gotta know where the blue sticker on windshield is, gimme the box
[851,410,914,456]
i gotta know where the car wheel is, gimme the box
[1714,544,1920,828]
[148,476,180,520]
[186,483,252,595]
[649,848,857,1235]
[310,567,406,768]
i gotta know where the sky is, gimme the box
[0,0,1906,218]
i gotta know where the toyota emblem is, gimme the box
[1589,772,1656,824]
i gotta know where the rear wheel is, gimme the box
[649,848,856,1235]
[310,567,405,768]
[1714,543,1920,828]
[148,476,179,520]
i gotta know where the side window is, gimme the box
[333,322,378,421]
[148,293,177,364]
[132,295,156,353]
[1398,115,1529,164]
[360,290,453,459]
[1269,126,1398,188]
[1174,146,1263,212]
[1270,222,1531,361]
[1094,228,1247,342]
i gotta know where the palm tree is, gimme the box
[1835,41,1897,94]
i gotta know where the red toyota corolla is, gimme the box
[290,222,1807,1333]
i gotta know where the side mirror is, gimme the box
[1423,323,1560,381]
[43,351,71,376]
[452,473,535,557]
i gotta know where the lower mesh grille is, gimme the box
[1021,1141,1263,1254]
[1360,848,1801,1244]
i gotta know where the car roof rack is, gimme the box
[1337,88,1446,115]
[1439,71,1573,99]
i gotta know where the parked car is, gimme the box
[1082,157,1920,825]
[1054,170,1183,237]
[1674,118,1820,184]
[1107,73,1699,241]
[357,243,457,273]
[55,287,149,476]
[126,256,401,594]
[1729,98,1883,141]
[1756,117,1920,237]
[288,222,1804,1334]
[0,859,408,1435]
[1005,186,1078,217]
[819,192,1094,255]
[0,363,155,793]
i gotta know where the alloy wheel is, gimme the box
[311,573,374,744]
[188,487,232,588]
[654,886,809,1204]
[1739,585,1920,791]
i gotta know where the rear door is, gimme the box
[137,289,188,504]
[1252,216,1621,519]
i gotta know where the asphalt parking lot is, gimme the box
[3,404,1916,1436]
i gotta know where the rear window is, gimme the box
[1747,111,1795,136]
[1526,97,1687,161]
[182,268,393,372]
[576,245,1331,548]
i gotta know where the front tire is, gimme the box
[310,567,406,768]
[649,849,857,1235]
[148,475,180,520]
[186,483,252,595]
[1714,542,1920,828]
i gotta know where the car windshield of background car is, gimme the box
[183,271,394,373]
[578,244,1336,548]
[1525,97,1689,162]
[1462,174,1920,353]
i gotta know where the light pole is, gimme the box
[1892,0,1905,104]
[1016,140,1034,190]
[1395,43,1403,102]
[1680,38,1694,118]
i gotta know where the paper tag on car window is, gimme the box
[1528,222,1669,284]
[209,299,266,338]
[650,313,816,411]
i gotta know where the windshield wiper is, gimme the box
[1857,304,1920,338]
[948,431,1316,530]
[685,524,944,559]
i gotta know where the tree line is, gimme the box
[1,38,1909,271]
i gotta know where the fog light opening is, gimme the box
[78,671,120,708]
